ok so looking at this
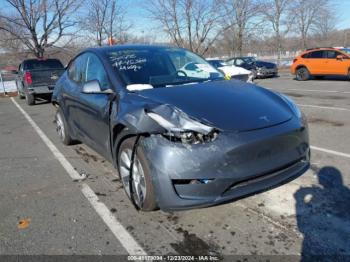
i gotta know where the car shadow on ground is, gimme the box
[292,76,349,81]
[294,166,350,261]
[34,97,52,105]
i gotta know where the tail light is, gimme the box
[293,58,298,63]
[24,71,32,85]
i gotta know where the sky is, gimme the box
[0,0,349,42]
[335,0,350,29]
[128,0,350,37]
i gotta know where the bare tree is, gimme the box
[104,1,132,44]
[81,0,131,46]
[146,0,228,55]
[224,0,261,56]
[312,3,337,44]
[261,0,292,62]
[291,0,331,49]
[0,0,81,58]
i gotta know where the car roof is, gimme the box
[84,44,180,57]
[300,47,350,56]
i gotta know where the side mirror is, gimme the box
[336,55,344,60]
[82,80,114,94]
[82,80,102,93]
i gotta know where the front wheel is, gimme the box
[118,137,157,211]
[251,69,257,79]
[296,67,310,81]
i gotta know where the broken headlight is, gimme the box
[147,111,218,144]
[164,130,219,144]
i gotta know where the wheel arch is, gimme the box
[295,64,308,71]
[111,124,143,168]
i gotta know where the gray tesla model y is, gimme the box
[52,45,310,211]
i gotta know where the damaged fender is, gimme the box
[110,92,218,166]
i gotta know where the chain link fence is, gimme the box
[0,68,18,96]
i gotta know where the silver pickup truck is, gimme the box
[16,59,65,105]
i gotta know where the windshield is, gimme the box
[341,49,350,55]
[108,48,224,88]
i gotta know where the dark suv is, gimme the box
[16,59,65,105]
[226,57,278,78]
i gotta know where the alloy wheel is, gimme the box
[119,148,147,208]
[55,113,65,141]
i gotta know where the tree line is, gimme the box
[0,0,342,61]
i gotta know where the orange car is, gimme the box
[291,47,350,80]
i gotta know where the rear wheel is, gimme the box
[296,67,310,81]
[16,83,25,99]
[118,137,157,211]
[55,108,73,145]
[348,69,350,81]
[25,93,35,105]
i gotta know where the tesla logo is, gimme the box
[259,116,270,122]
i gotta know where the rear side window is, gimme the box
[68,54,87,83]
[307,51,324,59]
[24,59,64,70]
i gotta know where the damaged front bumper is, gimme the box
[139,117,309,211]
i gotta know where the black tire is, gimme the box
[16,83,25,99]
[118,137,158,211]
[25,93,35,105]
[348,70,350,81]
[296,67,310,81]
[18,92,25,99]
[55,108,73,145]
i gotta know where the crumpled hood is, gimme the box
[136,80,293,132]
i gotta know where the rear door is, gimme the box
[62,54,88,138]
[303,50,327,75]
[325,50,350,75]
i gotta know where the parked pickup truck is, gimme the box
[16,59,65,105]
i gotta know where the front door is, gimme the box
[325,50,350,75]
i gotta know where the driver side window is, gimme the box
[85,53,110,91]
